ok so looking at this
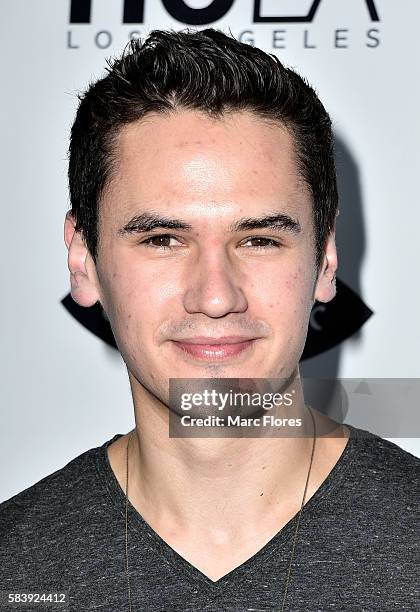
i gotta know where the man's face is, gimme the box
[70,110,336,402]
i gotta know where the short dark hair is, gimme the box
[68,28,338,270]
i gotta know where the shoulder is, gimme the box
[0,437,120,586]
[0,441,105,542]
[343,424,419,511]
[349,424,419,473]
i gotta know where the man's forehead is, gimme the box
[100,109,312,225]
[115,109,295,160]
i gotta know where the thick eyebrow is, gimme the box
[117,211,301,236]
[230,213,301,234]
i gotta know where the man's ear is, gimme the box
[64,212,101,307]
[314,223,338,304]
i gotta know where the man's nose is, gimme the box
[182,249,248,318]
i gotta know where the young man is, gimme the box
[1,29,418,612]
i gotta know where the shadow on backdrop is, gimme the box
[300,133,372,421]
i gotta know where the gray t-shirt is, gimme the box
[0,423,418,611]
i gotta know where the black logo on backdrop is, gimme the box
[69,0,380,25]
[61,278,373,360]
[67,0,381,50]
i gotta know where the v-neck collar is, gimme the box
[94,423,360,594]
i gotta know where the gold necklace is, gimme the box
[125,405,317,612]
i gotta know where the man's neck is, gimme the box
[107,374,350,544]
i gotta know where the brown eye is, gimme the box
[141,234,179,250]
[242,237,281,249]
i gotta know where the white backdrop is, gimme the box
[1,0,419,503]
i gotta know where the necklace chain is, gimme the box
[125,405,316,612]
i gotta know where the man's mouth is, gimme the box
[170,336,259,362]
